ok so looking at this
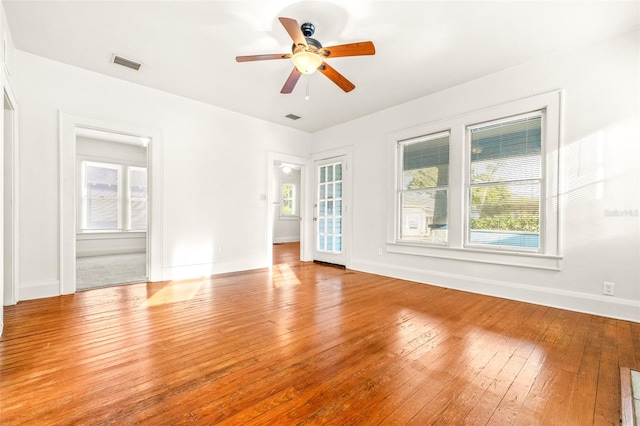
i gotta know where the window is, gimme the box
[387,91,561,269]
[281,182,296,216]
[467,112,542,250]
[128,166,148,230]
[398,131,449,244]
[80,161,147,232]
[82,162,121,230]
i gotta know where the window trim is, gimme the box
[78,159,148,234]
[464,110,544,254]
[80,161,122,231]
[396,130,451,245]
[127,165,148,231]
[387,91,563,270]
[280,180,297,218]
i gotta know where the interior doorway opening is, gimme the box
[267,153,310,267]
[272,161,302,264]
[74,128,149,291]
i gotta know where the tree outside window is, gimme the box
[281,182,296,216]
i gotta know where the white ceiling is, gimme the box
[4,1,638,133]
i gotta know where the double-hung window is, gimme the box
[398,131,450,244]
[80,161,147,232]
[388,91,561,269]
[82,162,122,230]
[281,182,296,216]
[467,112,542,250]
[128,166,148,231]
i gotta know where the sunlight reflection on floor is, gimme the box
[144,280,204,306]
[271,263,301,288]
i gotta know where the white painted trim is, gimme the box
[77,248,146,258]
[19,280,60,301]
[311,145,354,268]
[267,152,311,264]
[273,237,301,244]
[350,258,640,323]
[387,90,563,268]
[386,242,562,270]
[162,259,265,282]
[59,112,164,296]
[2,75,18,305]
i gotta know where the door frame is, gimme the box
[267,152,311,264]
[59,112,164,294]
[312,146,353,268]
[2,81,18,306]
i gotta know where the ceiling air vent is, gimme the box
[112,55,142,71]
[285,114,301,120]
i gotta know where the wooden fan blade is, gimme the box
[236,53,291,62]
[281,68,302,94]
[318,62,355,92]
[279,17,307,47]
[320,41,375,58]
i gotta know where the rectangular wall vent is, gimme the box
[112,55,142,71]
[285,114,301,120]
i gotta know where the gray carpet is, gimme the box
[76,253,147,290]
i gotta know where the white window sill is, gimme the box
[386,242,562,270]
[278,216,300,221]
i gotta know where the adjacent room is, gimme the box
[0,1,638,424]
[75,128,149,290]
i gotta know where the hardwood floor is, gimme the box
[1,242,638,425]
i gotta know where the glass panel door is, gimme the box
[314,156,346,266]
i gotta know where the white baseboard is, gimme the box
[273,237,300,244]
[351,258,640,323]
[19,280,60,301]
[162,259,267,282]
[76,248,146,257]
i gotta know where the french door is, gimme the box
[313,156,347,266]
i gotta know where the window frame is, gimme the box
[387,91,562,270]
[280,180,298,218]
[127,165,148,231]
[80,161,123,232]
[78,159,148,233]
[464,110,544,253]
[396,130,451,246]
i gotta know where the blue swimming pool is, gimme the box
[469,231,540,248]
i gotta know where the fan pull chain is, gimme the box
[305,76,310,101]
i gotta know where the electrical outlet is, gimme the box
[602,282,615,296]
[377,248,383,256]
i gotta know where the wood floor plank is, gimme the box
[1,242,638,425]
[593,318,624,425]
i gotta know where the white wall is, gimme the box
[16,51,311,298]
[311,29,640,322]
[272,164,301,243]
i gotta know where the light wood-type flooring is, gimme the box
[1,242,638,425]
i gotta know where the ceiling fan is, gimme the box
[236,17,375,94]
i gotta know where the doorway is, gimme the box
[267,153,310,266]
[59,112,163,295]
[313,155,347,266]
[74,128,148,290]
[3,87,17,306]
[272,161,302,263]
[312,147,352,268]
